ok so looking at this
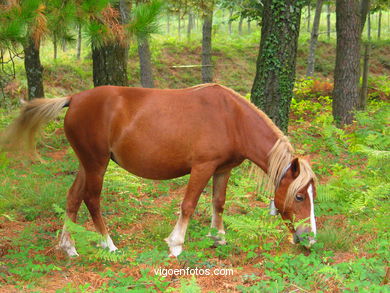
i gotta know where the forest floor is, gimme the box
[0,36,389,292]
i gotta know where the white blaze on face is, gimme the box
[307,184,317,235]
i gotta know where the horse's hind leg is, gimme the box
[165,163,216,256]
[60,157,117,256]
[208,170,231,245]
[82,167,118,252]
[59,170,85,256]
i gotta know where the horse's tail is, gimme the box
[0,96,71,155]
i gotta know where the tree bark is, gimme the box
[92,43,128,86]
[53,35,58,60]
[23,37,44,99]
[306,0,324,77]
[167,12,170,34]
[247,20,251,33]
[359,0,371,111]
[178,13,181,38]
[327,4,331,39]
[238,16,243,35]
[77,24,82,60]
[359,43,370,110]
[378,10,382,39]
[91,2,129,87]
[187,11,193,41]
[360,0,371,32]
[228,9,233,35]
[137,37,154,88]
[251,0,303,133]
[307,3,311,33]
[202,9,213,83]
[332,0,361,126]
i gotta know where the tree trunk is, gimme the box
[378,10,382,39]
[238,16,243,35]
[202,9,213,83]
[359,0,371,111]
[251,0,304,133]
[367,13,371,39]
[359,43,370,110]
[229,9,233,35]
[327,4,331,39]
[187,11,193,41]
[247,20,251,33]
[53,35,58,60]
[307,3,311,33]
[178,14,181,38]
[23,37,44,99]
[167,12,170,34]
[77,24,82,60]
[306,0,324,77]
[360,0,370,32]
[138,37,154,88]
[92,43,128,86]
[92,1,129,87]
[332,0,361,126]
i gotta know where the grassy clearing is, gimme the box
[1,87,389,292]
[0,34,389,291]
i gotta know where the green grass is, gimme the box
[0,25,389,291]
[1,97,389,291]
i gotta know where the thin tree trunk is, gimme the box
[378,10,382,39]
[360,0,370,31]
[327,4,331,39]
[202,10,213,83]
[77,24,82,60]
[367,13,371,39]
[167,12,170,34]
[187,11,193,41]
[251,0,304,133]
[229,9,233,35]
[178,14,181,39]
[359,0,371,111]
[238,16,243,35]
[307,4,311,33]
[23,37,44,99]
[247,20,251,33]
[138,37,154,88]
[306,0,324,77]
[359,43,370,110]
[53,35,58,60]
[332,0,361,126]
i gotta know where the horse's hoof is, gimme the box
[100,235,118,252]
[168,245,183,257]
[207,233,227,247]
[59,245,79,257]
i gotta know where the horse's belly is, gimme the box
[112,149,191,180]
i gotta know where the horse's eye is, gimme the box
[295,194,304,202]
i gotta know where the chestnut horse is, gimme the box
[1,83,317,256]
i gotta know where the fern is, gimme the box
[224,207,284,246]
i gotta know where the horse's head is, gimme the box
[273,158,317,247]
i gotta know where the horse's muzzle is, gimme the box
[293,225,316,248]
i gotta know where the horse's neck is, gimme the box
[240,110,281,173]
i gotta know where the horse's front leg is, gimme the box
[208,170,231,245]
[165,163,216,257]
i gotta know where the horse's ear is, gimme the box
[290,158,300,178]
